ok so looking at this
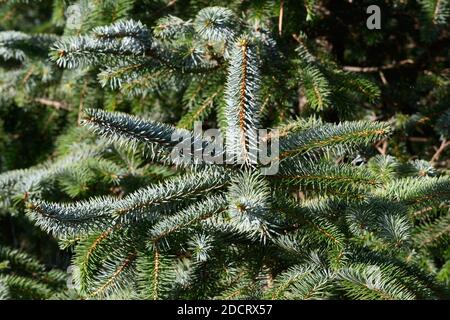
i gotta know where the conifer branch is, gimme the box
[225,37,261,164]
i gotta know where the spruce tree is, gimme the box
[0,1,449,300]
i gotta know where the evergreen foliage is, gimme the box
[0,0,449,300]
[0,245,66,299]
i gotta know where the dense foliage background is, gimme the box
[0,0,449,299]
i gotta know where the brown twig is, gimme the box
[279,0,284,36]
[34,98,70,111]
[342,59,414,73]
[408,137,430,143]
[375,139,388,155]
[22,67,35,84]
[292,33,301,43]
[430,139,450,163]
[78,81,88,126]
[378,70,388,85]
[154,0,177,15]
